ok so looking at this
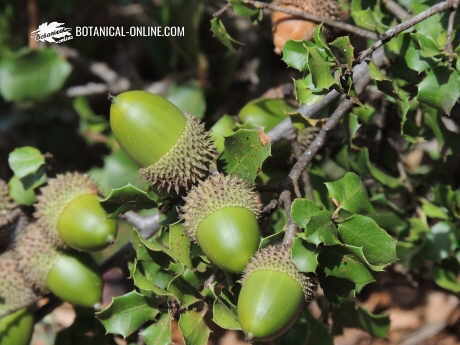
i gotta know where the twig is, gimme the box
[241,0,379,40]
[289,96,353,197]
[267,118,295,141]
[27,0,39,49]
[213,3,231,17]
[382,0,411,20]
[359,1,455,61]
[445,3,458,56]
[399,322,447,345]
[120,211,162,239]
[298,90,341,119]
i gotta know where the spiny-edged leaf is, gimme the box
[421,199,449,220]
[291,238,319,273]
[96,291,158,338]
[418,68,460,115]
[330,36,354,68]
[333,300,390,338]
[141,313,172,345]
[8,146,45,179]
[319,247,375,292]
[168,223,192,268]
[166,80,206,119]
[8,146,47,190]
[89,150,147,196]
[421,222,458,262]
[368,62,389,81]
[307,47,336,89]
[338,215,397,269]
[325,172,373,214]
[100,184,157,216]
[230,0,259,17]
[0,47,71,102]
[357,148,403,188]
[8,174,45,206]
[178,310,211,345]
[210,18,241,52]
[291,198,324,228]
[212,301,241,330]
[282,40,309,71]
[403,36,431,73]
[280,310,333,345]
[221,129,271,182]
[298,210,340,246]
[433,265,460,293]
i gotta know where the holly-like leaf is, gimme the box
[330,36,354,69]
[433,265,460,293]
[325,172,373,214]
[221,129,271,182]
[0,47,71,102]
[338,215,397,270]
[307,46,337,89]
[8,146,46,190]
[357,149,402,189]
[141,313,172,345]
[178,310,211,345]
[291,198,324,228]
[282,40,309,72]
[210,18,241,52]
[291,238,319,273]
[96,291,158,338]
[100,184,157,216]
[168,224,192,268]
[298,211,340,246]
[166,80,206,119]
[320,247,375,292]
[418,68,460,115]
[212,301,241,330]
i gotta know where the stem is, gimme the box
[382,0,411,20]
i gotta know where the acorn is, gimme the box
[239,98,295,132]
[35,172,117,251]
[110,90,217,192]
[0,308,35,345]
[237,245,315,340]
[271,0,346,54]
[0,179,22,248]
[0,251,38,314]
[182,173,262,273]
[13,223,103,307]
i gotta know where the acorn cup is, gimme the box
[35,172,117,251]
[110,90,217,193]
[0,250,38,315]
[271,0,346,54]
[0,308,35,345]
[0,179,22,249]
[182,173,262,273]
[13,223,103,308]
[237,245,315,340]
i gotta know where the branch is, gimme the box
[445,1,459,56]
[359,1,455,61]
[267,117,295,141]
[382,0,410,20]
[241,0,379,40]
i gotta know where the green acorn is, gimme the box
[0,179,22,248]
[110,90,217,192]
[237,245,315,340]
[14,224,103,307]
[0,251,38,314]
[35,172,117,251]
[182,173,261,273]
[0,308,35,345]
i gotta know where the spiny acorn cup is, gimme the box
[237,245,315,340]
[271,0,346,54]
[14,223,103,308]
[110,90,217,192]
[0,251,38,314]
[0,179,22,247]
[35,172,117,251]
[0,308,35,345]
[182,174,262,273]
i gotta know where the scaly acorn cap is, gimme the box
[34,172,98,247]
[0,250,38,313]
[0,179,21,228]
[13,223,59,293]
[139,114,218,193]
[181,173,262,242]
[242,244,315,302]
